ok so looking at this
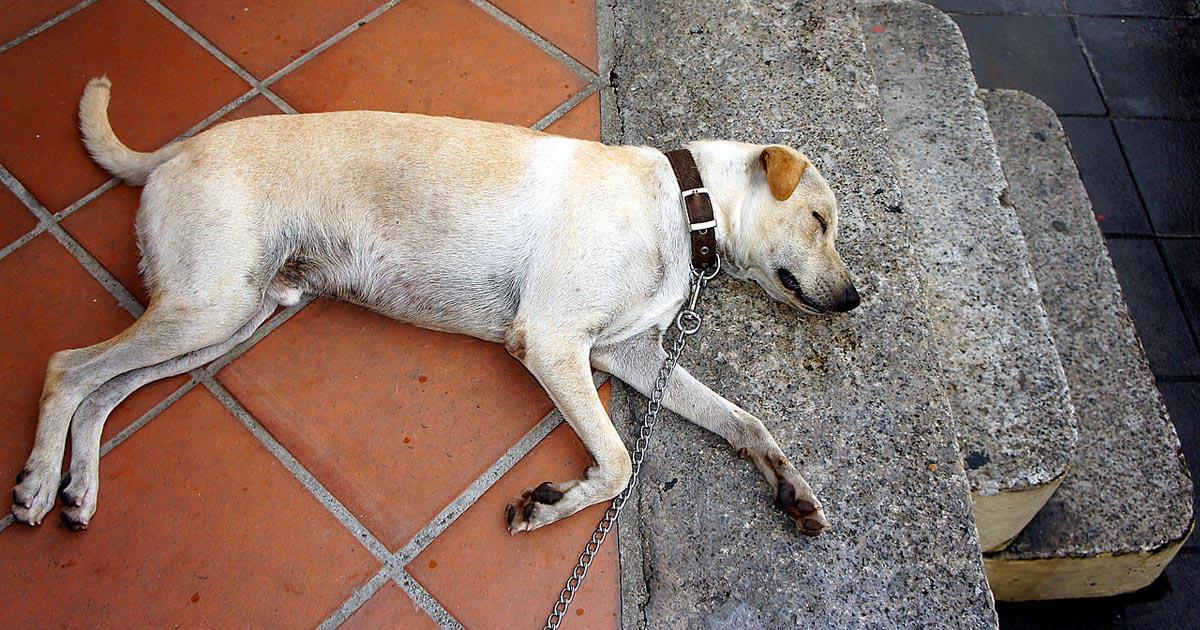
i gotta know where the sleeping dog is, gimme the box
[12,77,859,533]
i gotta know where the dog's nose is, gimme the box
[831,285,860,312]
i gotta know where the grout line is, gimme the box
[1105,113,1200,354]
[471,0,599,83]
[143,0,299,115]
[98,379,199,458]
[1065,12,1111,118]
[50,87,260,222]
[53,179,120,222]
[200,376,394,564]
[393,408,565,565]
[532,83,601,132]
[261,0,408,88]
[144,0,258,87]
[319,372,609,624]
[316,566,392,630]
[204,295,318,373]
[0,224,46,261]
[0,165,144,318]
[392,372,606,565]
[394,571,465,629]
[0,0,97,54]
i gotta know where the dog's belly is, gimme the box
[273,229,523,343]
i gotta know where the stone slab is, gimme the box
[980,88,1195,600]
[603,0,996,626]
[859,0,1077,552]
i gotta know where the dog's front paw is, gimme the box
[774,479,831,536]
[504,481,567,535]
[58,472,98,531]
[11,465,61,526]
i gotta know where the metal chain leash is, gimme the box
[544,258,720,630]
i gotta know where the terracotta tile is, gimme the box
[0,0,78,45]
[272,0,586,126]
[0,388,380,627]
[62,96,284,305]
[161,0,385,80]
[0,0,248,212]
[0,183,37,250]
[0,234,186,485]
[216,299,555,549]
[544,92,601,141]
[341,582,439,630]
[490,0,599,72]
[408,386,620,630]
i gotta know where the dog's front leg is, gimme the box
[592,330,831,535]
[504,333,632,534]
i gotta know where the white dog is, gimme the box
[12,78,859,534]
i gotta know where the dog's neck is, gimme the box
[685,140,760,277]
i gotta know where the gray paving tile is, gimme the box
[1158,382,1200,553]
[1067,0,1198,16]
[1059,116,1151,235]
[1161,240,1200,342]
[950,14,1105,114]
[924,0,1067,13]
[1115,120,1200,236]
[1104,237,1200,375]
[1077,17,1200,119]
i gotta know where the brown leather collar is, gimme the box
[665,149,719,271]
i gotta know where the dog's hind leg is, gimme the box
[503,332,632,534]
[57,297,281,530]
[12,289,263,526]
[591,330,831,535]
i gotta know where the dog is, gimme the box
[11,77,859,534]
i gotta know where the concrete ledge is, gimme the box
[860,0,1078,553]
[984,529,1192,601]
[605,0,996,625]
[980,88,1194,600]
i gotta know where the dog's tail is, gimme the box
[79,77,183,185]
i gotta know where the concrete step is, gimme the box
[980,88,1195,600]
[859,0,1078,552]
[602,0,996,626]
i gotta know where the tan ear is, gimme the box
[759,146,808,201]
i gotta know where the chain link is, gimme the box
[544,259,718,630]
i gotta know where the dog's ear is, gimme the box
[759,146,808,201]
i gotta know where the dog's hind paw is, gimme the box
[10,465,60,526]
[774,479,831,536]
[504,481,567,535]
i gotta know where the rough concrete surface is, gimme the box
[981,88,1194,598]
[603,0,996,626]
[859,0,1077,552]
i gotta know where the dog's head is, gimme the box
[718,144,859,314]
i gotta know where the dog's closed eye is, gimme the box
[813,212,828,234]
[777,268,801,291]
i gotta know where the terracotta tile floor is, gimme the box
[0,2,613,627]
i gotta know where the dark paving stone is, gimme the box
[1117,552,1200,627]
[1059,116,1152,235]
[1159,382,1200,553]
[997,597,1123,629]
[1115,120,1200,236]
[1161,240,1200,341]
[1104,238,1200,376]
[950,14,1105,114]
[1067,0,1198,17]
[1077,18,1200,119]
[924,0,1067,13]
